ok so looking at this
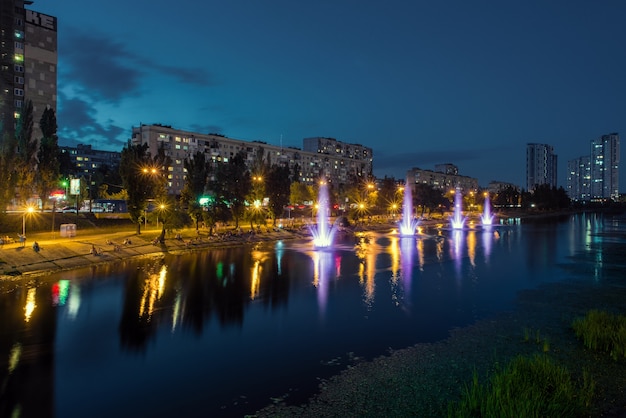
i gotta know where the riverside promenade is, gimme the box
[0,226,309,280]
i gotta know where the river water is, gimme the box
[0,212,623,417]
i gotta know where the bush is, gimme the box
[572,309,626,361]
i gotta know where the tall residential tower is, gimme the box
[526,143,557,191]
[0,0,56,142]
[590,133,620,201]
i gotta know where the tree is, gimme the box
[120,141,154,234]
[266,164,291,226]
[0,129,18,216]
[413,183,447,216]
[35,106,60,212]
[212,151,250,229]
[14,99,37,204]
[290,182,312,205]
[181,151,208,233]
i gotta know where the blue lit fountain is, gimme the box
[450,187,466,230]
[310,181,336,249]
[398,181,419,236]
[480,193,494,226]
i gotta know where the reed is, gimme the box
[448,355,594,417]
[572,309,626,361]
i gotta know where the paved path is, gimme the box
[0,227,309,279]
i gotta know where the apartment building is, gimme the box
[566,156,591,201]
[131,124,374,196]
[590,133,620,201]
[0,0,56,142]
[526,143,557,191]
[406,166,478,193]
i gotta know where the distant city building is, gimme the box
[60,144,122,199]
[590,133,620,201]
[566,156,591,201]
[526,143,557,191]
[567,133,620,202]
[0,0,57,142]
[434,163,458,175]
[486,181,519,195]
[406,167,478,193]
[131,125,374,196]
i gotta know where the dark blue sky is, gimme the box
[40,0,625,190]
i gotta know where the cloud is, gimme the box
[57,92,127,150]
[61,28,214,104]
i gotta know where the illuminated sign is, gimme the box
[70,178,81,195]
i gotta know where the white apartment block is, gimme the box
[526,143,558,191]
[131,125,374,196]
[406,167,478,193]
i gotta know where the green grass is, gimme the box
[572,309,626,361]
[448,355,594,418]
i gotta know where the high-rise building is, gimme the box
[526,143,557,191]
[566,156,591,201]
[0,0,56,141]
[590,133,620,201]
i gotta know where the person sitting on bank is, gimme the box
[32,241,40,252]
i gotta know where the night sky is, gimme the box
[40,0,626,190]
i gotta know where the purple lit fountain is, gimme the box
[450,187,466,230]
[480,193,494,226]
[310,181,336,248]
[398,182,419,236]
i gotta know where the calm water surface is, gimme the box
[0,213,622,417]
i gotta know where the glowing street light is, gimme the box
[22,205,35,236]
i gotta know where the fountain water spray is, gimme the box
[310,181,336,248]
[398,182,419,236]
[450,187,466,230]
[480,193,494,226]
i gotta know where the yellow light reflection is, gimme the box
[8,342,21,373]
[467,231,476,267]
[24,288,36,322]
[250,260,261,300]
[139,264,168,319]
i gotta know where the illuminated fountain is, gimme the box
[310,181,336,248]
[450,187,466,230]
[480,193,494,226]
[398,182,419,236]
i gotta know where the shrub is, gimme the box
[448,355,594,418]
[572,309,626,361]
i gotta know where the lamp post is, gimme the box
[23,206,34,236]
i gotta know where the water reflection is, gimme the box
[355,234,378,309]
[0,213,622,417]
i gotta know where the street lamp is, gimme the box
[23,205,35,236]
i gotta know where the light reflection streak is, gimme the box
[452,230,463,278]
[24,287,36,322]
[139,264,168,319]
[482,229,493,262]
[400,237,415,302]
[250,260,261,300]
[172,290,181,332]
[311,250,333,314]
[467,231,476,267]
[250,249,268,300]
[8,342,21,373]
[275,241,284,275]
[67,282,81,320]
[416,237,424,270]
[356,235,378,309]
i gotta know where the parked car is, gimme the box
[62,206,78,213]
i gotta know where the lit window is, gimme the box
[14,54,23,62]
